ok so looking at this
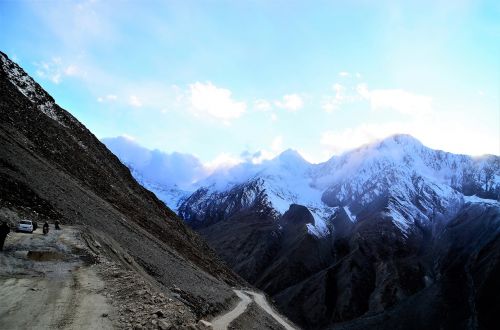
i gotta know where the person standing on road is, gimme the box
[0,222,11,251]
[43,221,49,235]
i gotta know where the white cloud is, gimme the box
[321,81,432,115]
[35,58,87,84]
[319,111,498,157]
[322,83,348,112]
[297,148,324,164]
[275,94,304,112]
[333,83,345,96]
[249,136,285,164]
[120,82,182,110]
[121,133,136,141]
[338,71,350,77]
[271,136,283,151]
[320,123,408,155]
[254,99,272,112]
[189,82,246,121]
[97,94,118,103]
[233,136,286,165]
[270,113,278,122]
[204,153,243,173]
[250,150,275,164]
[129,95,143,107]
[357,83,432,115]
[64,64,81,76]
[102,136,206,190]
[322,83,361,113]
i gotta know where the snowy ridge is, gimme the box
[318,135,498,234]
[180,149,335,235]
[125,163,190,212]
[343,206,356,222]
[180,135,499,238]
[463,194,500,205]
[0,52,63,124]
[106,131,499,238]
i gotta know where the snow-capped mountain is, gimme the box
[102,103,499,329]
[105,133,499,235]
[176,135,499,329]
[180,149,334,235]
[179,134,499,237]
[125,163,190,212]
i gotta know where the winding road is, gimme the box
[245,291,296,330]
[211,289,297,330]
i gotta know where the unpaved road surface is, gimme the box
[0,227,113,330]
[245,291,296,330]
[1,227,298,330]
[211,290,252,330]
[211,289,298,330]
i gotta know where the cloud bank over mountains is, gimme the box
[102,134,313,192]
[102,136,207,190]
[103,131,500,198]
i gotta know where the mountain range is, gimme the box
[2,46,497,329]
[106,130,500,329]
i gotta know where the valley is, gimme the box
[111,135,500,329]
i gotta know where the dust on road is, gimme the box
[0,227,113,330]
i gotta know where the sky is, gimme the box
[1,0,499,166]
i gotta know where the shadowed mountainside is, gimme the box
[0,51,246,322]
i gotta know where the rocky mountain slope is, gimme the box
[0,51,272,327]
[172,135,500,328]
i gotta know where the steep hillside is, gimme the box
[0,51,245,324]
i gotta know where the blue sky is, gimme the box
[1,0,499,165]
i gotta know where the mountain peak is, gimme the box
[277,149,308,164]
[386,133,422,145]
[373,134,423,150]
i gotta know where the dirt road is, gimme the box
[245,291,296,330]
[210,289,298,330]
[1,227,298,330]
[211,290,253,330]
[0,227,113,329]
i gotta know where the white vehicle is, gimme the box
[16,220,33,233]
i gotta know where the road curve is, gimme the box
[211,290,252,330]
[246,291,297,330]
[210,289,297,330]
